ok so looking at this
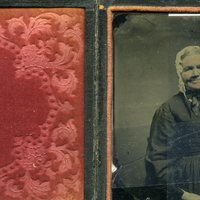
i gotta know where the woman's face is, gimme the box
[181,54,200,91]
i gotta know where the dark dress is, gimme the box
[145,92,200,200]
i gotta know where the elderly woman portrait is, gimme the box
[112,13,200,200]
[145,46,200,200]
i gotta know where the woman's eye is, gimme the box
[183,66,193,72]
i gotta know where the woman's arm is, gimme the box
[145,102,184,198]
[182,191,200,200]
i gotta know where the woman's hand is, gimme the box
[182,191,200,200]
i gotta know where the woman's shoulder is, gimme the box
[156,93,189,121]
[156,93,182,111]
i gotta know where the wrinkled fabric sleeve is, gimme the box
[145,103,183,199]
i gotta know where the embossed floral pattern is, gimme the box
[0,10,84,200]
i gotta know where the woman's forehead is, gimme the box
[182,54,200,67]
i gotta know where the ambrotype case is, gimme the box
[1,1,200,200]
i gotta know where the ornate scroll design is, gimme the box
[0,12,83,200]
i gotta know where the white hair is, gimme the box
[175,46,200,95]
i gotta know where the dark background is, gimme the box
[113,13,200,188]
